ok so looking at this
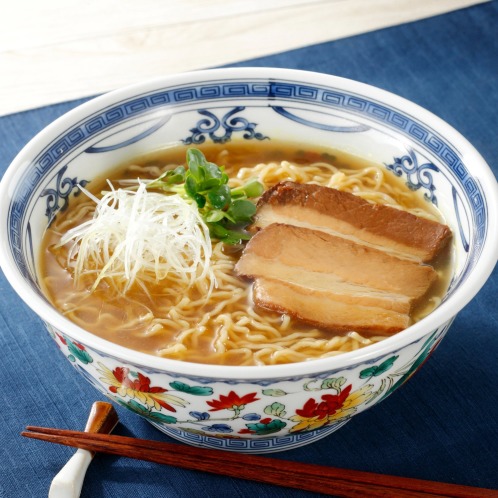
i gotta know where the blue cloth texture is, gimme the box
[1,2,497,497]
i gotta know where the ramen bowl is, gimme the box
[0,68,496,453]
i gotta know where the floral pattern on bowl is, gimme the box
[47,319,451,453]
[1,68,496,453]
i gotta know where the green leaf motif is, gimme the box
[66,341,93,365]
[361,366,379,379]
[360,356,399,379]
[124,399,178,424]
[262,389,288,397]
[383,334,437,399]
[169,381,213,396]
[320,377,346,391]
[244,419,287,435]
[366,378,388,406]
[122,399,152,417]
[264,402,286,418]
[146,412,178,424]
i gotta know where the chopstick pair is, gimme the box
[22,426,498,498]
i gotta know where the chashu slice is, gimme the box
[253,277,410,335]
[235,223,437,299]
[239,256,413,314]
[252,181,452,263]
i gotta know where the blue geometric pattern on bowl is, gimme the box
[385,149,439,205]
[8,78,487,301]
[4,71,493,452]
[9,79,487,312]
[152,420,349,454]
[271,105,369,133]
[182,106,269,144]
[40,165,90,226]
[86,114,172,153]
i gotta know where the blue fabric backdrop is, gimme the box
[1,2,497,497]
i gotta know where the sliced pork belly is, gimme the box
[253,181,451,263]
[239,256,413,314]
[236,223,436,299]
[253,278,410,335]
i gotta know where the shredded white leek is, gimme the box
[59,181,215,295]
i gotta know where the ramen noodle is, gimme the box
[40,141,452,366]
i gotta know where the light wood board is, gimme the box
[0,0,488,116]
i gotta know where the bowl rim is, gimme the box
[1,67,497,380]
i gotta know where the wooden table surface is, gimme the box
[0,0,487,116]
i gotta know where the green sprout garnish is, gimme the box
[147,148,264,244]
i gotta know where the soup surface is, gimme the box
[40,141,452,365]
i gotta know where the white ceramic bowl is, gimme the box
[1,68,496,453]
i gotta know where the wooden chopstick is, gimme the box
[22,426,498,498]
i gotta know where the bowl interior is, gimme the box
[1,68,496,375]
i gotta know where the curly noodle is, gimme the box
[41,149,446,366]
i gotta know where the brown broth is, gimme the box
[39,141,453,365]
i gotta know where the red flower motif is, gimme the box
[98,363,189,413]
[296,384,352,420]
[56,334,85,351]
[207,390,259,412]
[106,367,176,411]
[290,384,373,433]
[112,367,167,393]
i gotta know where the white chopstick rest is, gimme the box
[49,449,93,498]
[47,402,119,498]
